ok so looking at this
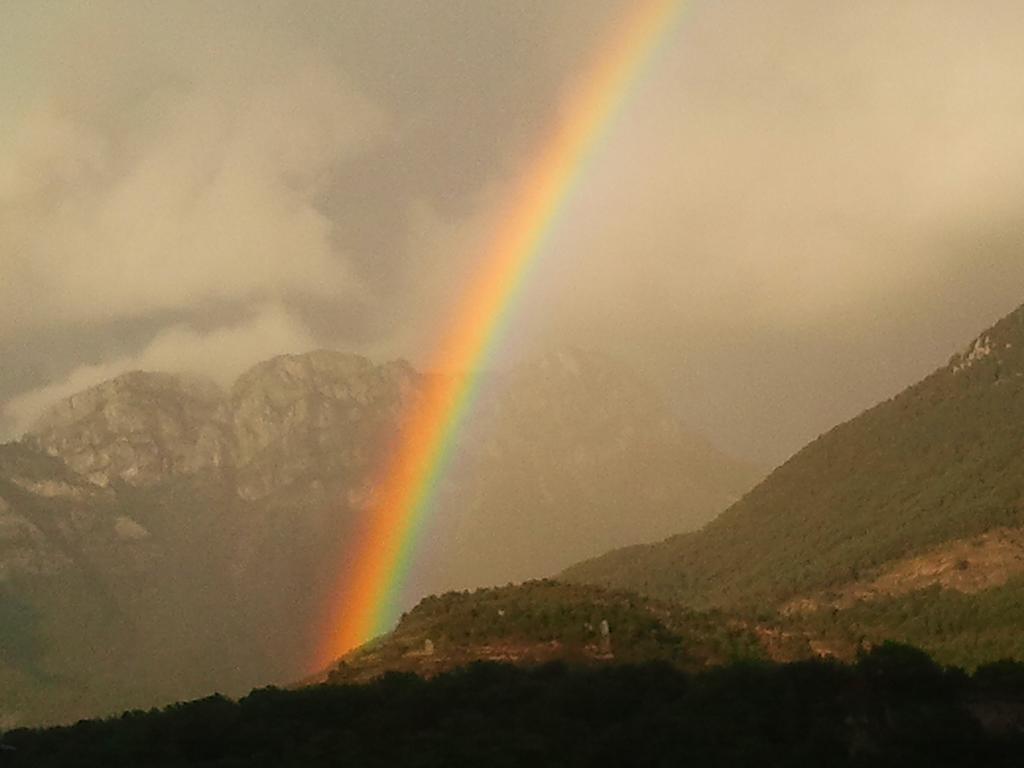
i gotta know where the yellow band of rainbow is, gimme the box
[317,0,686,667]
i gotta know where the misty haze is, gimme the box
[4,1,1024,765]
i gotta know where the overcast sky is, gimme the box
[3,0,1024,465]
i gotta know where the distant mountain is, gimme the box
[419,350,760,590]
[0,349,755,726]
[565,304,1024,667]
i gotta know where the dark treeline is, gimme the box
[3,644,1024,767]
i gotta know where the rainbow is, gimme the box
[316,0,687,666]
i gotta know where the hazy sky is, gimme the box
[3,0,1024,464]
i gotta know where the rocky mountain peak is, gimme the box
[16,345,753,516]
[221,351,419,500]
[22,352,421,499]
[948,304,1024,377]
[231,351,377,400]
[27,371,224,487]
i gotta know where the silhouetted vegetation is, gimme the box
[3,645,1023,766]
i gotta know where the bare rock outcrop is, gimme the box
[28,371,224,487]
[23,352,420,500]
[220,351,418,500]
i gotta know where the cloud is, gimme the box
[4,0,1024,463]
[525,0,1024,332]
[0,2,386,333]
[3,304,317,437]
[386,0,1024,462]
[388,1,1024,351]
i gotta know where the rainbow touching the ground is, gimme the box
[316,0,687,667]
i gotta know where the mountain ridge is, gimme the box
[0,348,756,727]
[562,302,1024,663]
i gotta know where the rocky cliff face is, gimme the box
[221,352,418,500]
[26,352,420,501]
[0,442,143,580]
[28,372,224,487]
[21,348,753,549]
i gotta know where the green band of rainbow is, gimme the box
[317,0,687,666]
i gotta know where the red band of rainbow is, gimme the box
[316,0,686,667]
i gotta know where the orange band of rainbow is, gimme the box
[316,0,686,667]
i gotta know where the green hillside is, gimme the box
[788,578,1024,671]
[565,304,1024,615]
[320,581,778,686]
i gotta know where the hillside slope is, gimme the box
[565,304,1024,614]
[314,581,785,687]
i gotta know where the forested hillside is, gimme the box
[566,304,1024,606]
[316,581,776,686]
